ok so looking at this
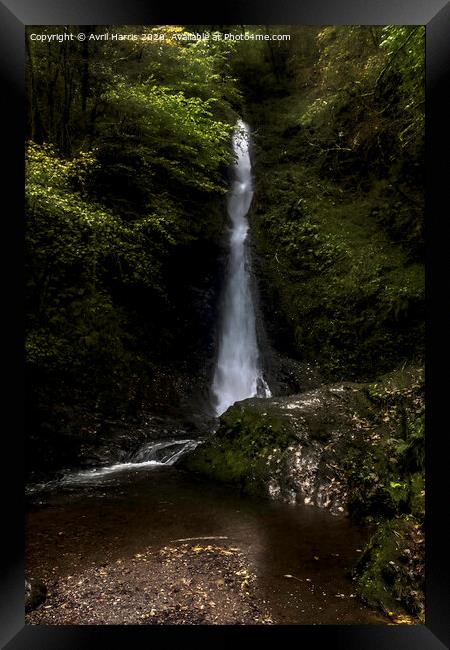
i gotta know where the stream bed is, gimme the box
[26,457,387,625]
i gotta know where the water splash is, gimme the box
[26,439,201,493]
[59,439,201,484]
[212,120,271,416]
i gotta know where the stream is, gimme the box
[26,445,386,625]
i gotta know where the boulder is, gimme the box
[183,383,374,515]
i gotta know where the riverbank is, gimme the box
[25,465,388,625]
[27,542,273,625]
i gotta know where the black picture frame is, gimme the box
[1,1,448,648]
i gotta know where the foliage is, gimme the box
[97,78,234,203]
[378,26,425,149]
[354,517,425,622]
[25,141,170,389]
[241,25,424,381]
[347,366,425,520]
[25,26,240,424]
[298,26,424,170]
[345,366,425,621]
[248,149,424,378]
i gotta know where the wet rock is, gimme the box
[25,577,47,612]
[183,382,373,515]
[353,518,425,622]
[268,355,323,396]
[27,411,209,486]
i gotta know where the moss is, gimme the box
[184,439,269,496]
[354,517,425,622]
[346,366,424,521]
[345,367,425,621]
[245,93,424,383]
[183,400,298,495]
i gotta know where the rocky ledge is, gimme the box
[183,383,375,515]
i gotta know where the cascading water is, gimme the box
[212,120,271,416]
[55,439,202,487]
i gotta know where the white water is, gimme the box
[212,120,271,416]
[24,440,202,492]
[60,439,201,484]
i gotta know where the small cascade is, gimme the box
[58,439,201,485]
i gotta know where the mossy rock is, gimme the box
[353,517,425,621]
[183,383,374,510]
[183,367,425,621]
[185,364,424,514]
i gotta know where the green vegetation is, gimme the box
[351,367,425,621]
[349,367,425,520]
[26,26,425,622]
[184,399,297,493]
[235,26,424,379]
[354,517,424,621]
[26,27,241,456]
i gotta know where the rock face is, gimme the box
[27,408,216,485]
[184,383,375,516]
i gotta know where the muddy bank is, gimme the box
[26,542,272,625]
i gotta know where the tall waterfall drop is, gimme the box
[212,120,271,416]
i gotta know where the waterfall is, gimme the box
[212,120,271,416]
